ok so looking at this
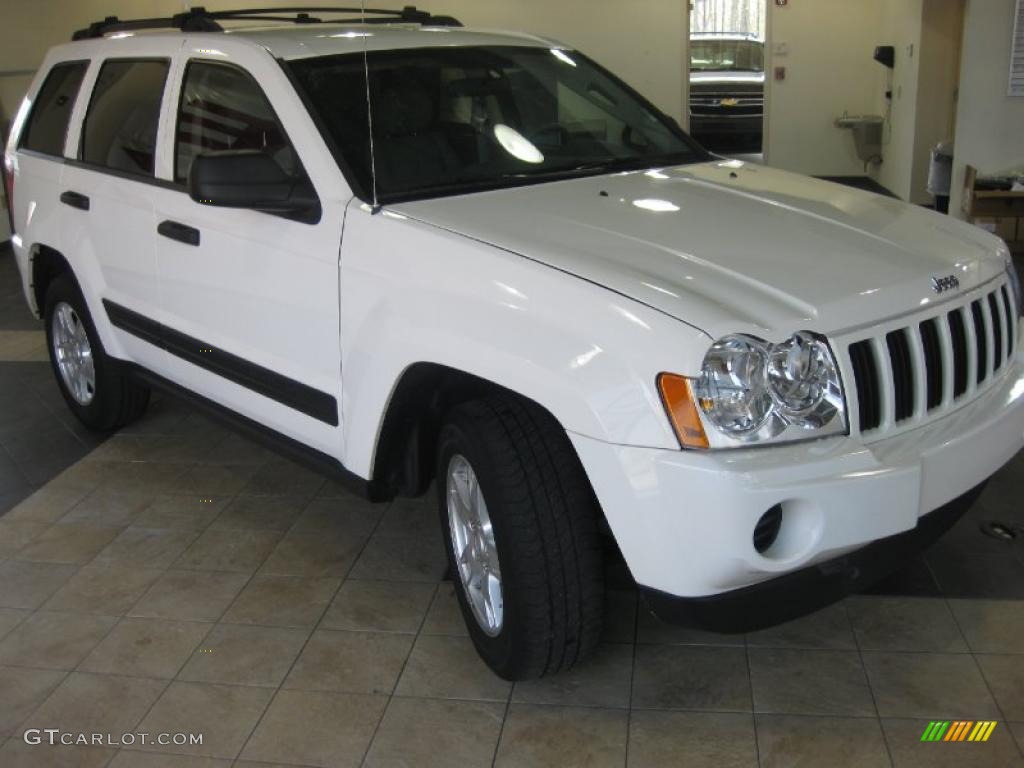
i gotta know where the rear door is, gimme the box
[61,40,180,373]
[149,40,348,457]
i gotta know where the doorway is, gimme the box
[688,0,767,163]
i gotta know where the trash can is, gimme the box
[927,141,953,214]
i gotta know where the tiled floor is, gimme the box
[0,247,1022,767]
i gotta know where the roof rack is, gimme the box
[71,5,462,41]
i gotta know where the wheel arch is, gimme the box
[29,243,74,317]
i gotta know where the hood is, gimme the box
[393,161,1006,341]
[690,71,765,88]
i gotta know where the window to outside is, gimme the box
[20,61,88,156]
[175,61,301,185]
[80,59,169,177]
[689,39,764,72]
[290,46,705,202]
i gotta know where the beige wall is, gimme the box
[949,0,1024,218]
[763,0,887,176]
[0,0,688,130]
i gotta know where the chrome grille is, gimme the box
[845,280,1017,437]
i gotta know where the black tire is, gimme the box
[43,273,150,431]
[436,394,604,680]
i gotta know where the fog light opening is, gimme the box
[753,504,783,554]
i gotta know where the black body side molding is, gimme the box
[103,300,339,427]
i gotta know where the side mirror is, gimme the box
[189,151,320,222]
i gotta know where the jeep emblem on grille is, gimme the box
[931,274,960,294]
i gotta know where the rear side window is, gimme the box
[20,61,88,156]
[81,59,169,177]
[175,60,301,184]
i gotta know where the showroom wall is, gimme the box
[762,0,888,177]
[0,0,688,132]
[948,0,1024,218]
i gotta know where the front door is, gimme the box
[150,46,347,457]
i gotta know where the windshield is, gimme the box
[289,46,707,203]
[690,39,764,72]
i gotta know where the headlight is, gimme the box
[661,332,847,449]
[1006,255,1022,318]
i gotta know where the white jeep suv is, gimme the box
[4,6,1023,680]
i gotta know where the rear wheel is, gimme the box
[436,394,604,680]
[44,273,150,431]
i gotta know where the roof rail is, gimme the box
[71,6,462,41]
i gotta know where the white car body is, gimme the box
[5,24,1024,613]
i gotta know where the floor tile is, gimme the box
[239,689,387,768]
[0,611,116,670]
[209,495,306,532]
[948,598,1024,654]
[136,681,274,758]
[294,496,384,537]
[133,495,229,531]
[881,717,1023,767]
[348,534,446,582]
[976,654,1024,720]
[176,464,260,497]
[627,710,757,768]
[260,529,367,579]
[746,602,856,650]
[239,460,325,498]
[283,629,413,695]
[108,752,232,768]
[928,552,1024,599]
[754,714,890,768]
[0,607,29,640]
[862,651,1000,718]
[129,569,249,622]
[374,496,439,539]
[24,671,166,735]
[178,624,308,687]
[57,489,154,527]
[847,596,968,652]
[495,703,628,768]
[42,564,164,615]
[0,518,48,557]
[636,607,744,646]
[173,528,281,573]
[0,558,77,609]
[100,462,192,496]
[1009,721,1024,756]
[222,574,340,628]
[4,485,91,522]
[632,645,751,712]
[512,643,633,709]
[79,617,211,679]
[321,580,434,634]
[0,665,66,739]
[0,739,115,767]
[420,582,468,637]
[95,527,200,570]
[748,648,875,716]
[13,523,121,564]
[365,696,504,768]
[395,635,512,702]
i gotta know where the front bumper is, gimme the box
[569,351,1024,604]
[641,483,982,632]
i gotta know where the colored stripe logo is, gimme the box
[920,721,997,742]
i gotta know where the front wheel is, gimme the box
[44,273,150,431]
[437,395,604,680]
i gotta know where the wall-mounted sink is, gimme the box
[835,114,884,163]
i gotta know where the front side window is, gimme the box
[175,61,301,185]
[289,46,706,203]
[81,59,169,177]
[20,61,88,156]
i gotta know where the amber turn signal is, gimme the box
[657,373,710,449]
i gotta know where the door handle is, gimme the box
[60,191,90,211]
[157,220,200,247]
